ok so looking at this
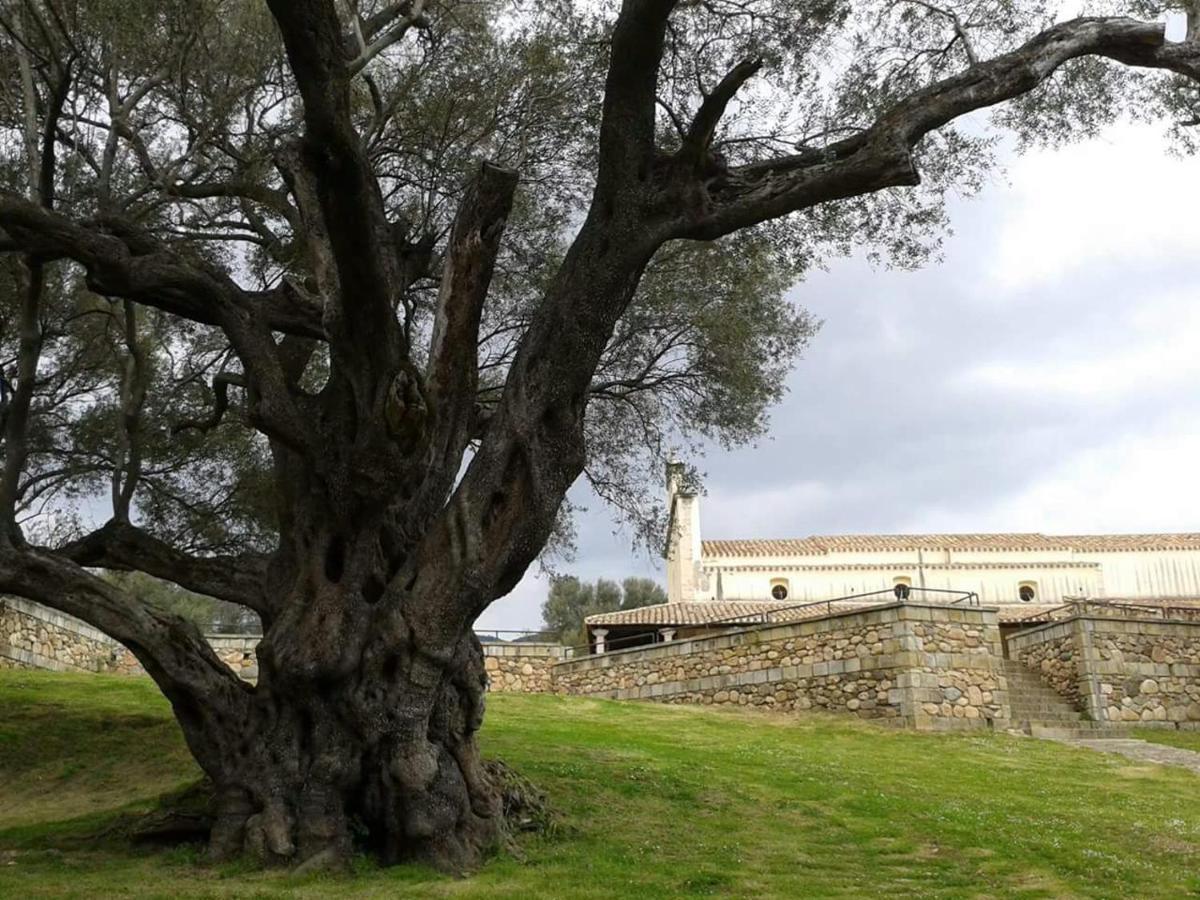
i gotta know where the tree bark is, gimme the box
[198,623,498,871]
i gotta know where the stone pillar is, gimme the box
[1071,616,1107,723]
[593,629,608,655]
[660,628,676,643]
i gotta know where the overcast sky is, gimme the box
[477,121,1200,632]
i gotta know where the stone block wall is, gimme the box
[483,642,567,693]
[1010,623,1082,709]
[551,603,1010,730]
[1089,618,1200,725]
[0,596,133,674]
[1007,615,1200,726]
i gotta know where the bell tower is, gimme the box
[664,462,702,602]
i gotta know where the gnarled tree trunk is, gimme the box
[201,624,496,870]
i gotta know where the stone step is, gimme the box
[1008,683,1071,695]
[1010,700,1085,711]
[1008,696,1075,710]
[1019,716,1107,728]
[1012,715,1089,724]
[1027,724,1125,740]
[1004,676,1067,689]
[1006,680,1064,691]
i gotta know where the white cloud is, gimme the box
[989,127,1197,291]
[702,480,843,538]
[955,282,1200,403]
[968,417,1200,534]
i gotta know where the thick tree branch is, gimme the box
[678,17,1200,239]
[166,178,299,226]
[595,0,679,199]
[683,57,764,159]
[348,0,429,75]
[172,372,247,436]
[0,196,325,338]
[0,197,319,455]
[0,545,253,776]
[0,47,71,545]
[266,0,405,379]
[426,162,519,467]
[55,519,269,613]
[111,301,150,521]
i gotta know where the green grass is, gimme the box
[1,670,1199,899]
[1134,727,1200,754]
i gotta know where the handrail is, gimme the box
[1015,597,1200,624]
[695,586,978,631]
[474,628,552,642]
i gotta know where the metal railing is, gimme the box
[473,628,553,643]
[695,586,979,632]
[1015,597,1200,624]
[573,585,979,657]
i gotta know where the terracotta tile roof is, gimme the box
[997,604,1062,623]
[707,561,1101,572]
[587,597,1200,629]
[701,533,1200,557]
[586,600,876,628]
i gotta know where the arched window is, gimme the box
[1018,581,1037,603]
[770,578,789,601]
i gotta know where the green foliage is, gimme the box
[3,671,1200,897]
[1134,727,1200,753]
[619,577,667,611]
[540,575,665,646]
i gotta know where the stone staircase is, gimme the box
[1000,658,1116,739]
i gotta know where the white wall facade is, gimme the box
[700,560,1104,607]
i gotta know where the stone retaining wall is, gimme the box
[552,603,1010,730]
[483,642,567,692]
[1007,615,1200,726]
[1,596,134,674]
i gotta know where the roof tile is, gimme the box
[701,533,1200,557]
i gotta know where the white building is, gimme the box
[584,464,1200,653]
[664,463,1200,611]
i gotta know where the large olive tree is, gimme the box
[0,0,1196,872]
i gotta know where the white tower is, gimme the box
[664,462,703,602]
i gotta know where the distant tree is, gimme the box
[541,575,664,645]
[621,577,668,611]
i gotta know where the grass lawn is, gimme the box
[1,670,1198,898]
[1134,727,1200,754]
